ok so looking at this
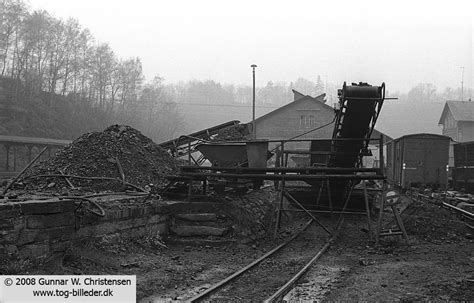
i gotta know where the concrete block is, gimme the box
[17,226,75,245]
[0,230,19,244]
[19,243,49,259]
[121,208,131,219]
[170,225,228,237]
[152,204,166,213]
[147,214,169,224]
[80,213,101,225]
[130,207,144,218]
[176,213,217,222]
[74,222,118,239]
[5,244,19,255]
[164,201,224,214]
[50,241,71,252]
[26,213,75,229]
[104,209,122,221]
[0,218,14,230]
[20,200,75,215]
[0,208,21,219]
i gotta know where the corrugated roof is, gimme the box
[438,101,474,124]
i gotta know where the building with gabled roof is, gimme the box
[249,90,391,167]
[438,101,474,142]
[251,89,390,144]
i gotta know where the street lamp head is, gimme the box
[251,64,257,69]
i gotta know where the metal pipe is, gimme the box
[379,135,384,175]
[251,64,257,140]
[203,137,381,144]
[179,166,380,173]
[279,209,367,215]
[179,172,386,180]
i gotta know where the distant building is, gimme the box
[249,90,390,166]
[438,101,474,142]
[438,100,474,167]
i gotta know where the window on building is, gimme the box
[300,115,315,128]
[309,115,315,127]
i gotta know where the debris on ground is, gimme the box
[21,125,179,192]
[401,198,468,242]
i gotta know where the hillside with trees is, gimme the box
[1,0,471,142]
[0,0,182,142]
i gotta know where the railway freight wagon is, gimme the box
[386,133,450,189]
[452,141,474,193]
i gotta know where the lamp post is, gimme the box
[251,64,257,140]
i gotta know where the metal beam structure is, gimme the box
[158,120,240,157]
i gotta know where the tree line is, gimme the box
[0,0,183,141]
[0,0,329,142]
[1,0,470,143]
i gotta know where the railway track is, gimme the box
[407,189,474,229]
[188,218,343,302]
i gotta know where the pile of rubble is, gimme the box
[23,125,178,192]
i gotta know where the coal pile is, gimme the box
[23,125,178,192]
[401,199,468,241]
[212,123,250,142]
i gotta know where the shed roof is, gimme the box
[438,101,474,124]
[0,135,71,146]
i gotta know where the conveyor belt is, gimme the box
[327,82,385,208]
[329,82,385,168]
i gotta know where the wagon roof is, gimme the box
[392,133,452,142]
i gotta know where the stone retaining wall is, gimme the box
[0,198,169,260]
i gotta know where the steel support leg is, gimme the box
[363,180,373,241]
[274,179,285,238]
[375,180,387,246]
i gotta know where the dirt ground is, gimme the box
[3,196,473,302]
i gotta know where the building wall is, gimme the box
[441,110,459,141]
[255,97,335,151]
[458,121,474,142]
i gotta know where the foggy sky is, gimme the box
[30,0,473,94]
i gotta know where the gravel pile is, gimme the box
[23,125,178,192]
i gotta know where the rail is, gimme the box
[408,190,474,228]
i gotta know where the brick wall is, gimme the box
[0,198,169,260]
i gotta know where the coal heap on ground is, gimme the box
[402,199,468,241]
[24,125,178,192]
